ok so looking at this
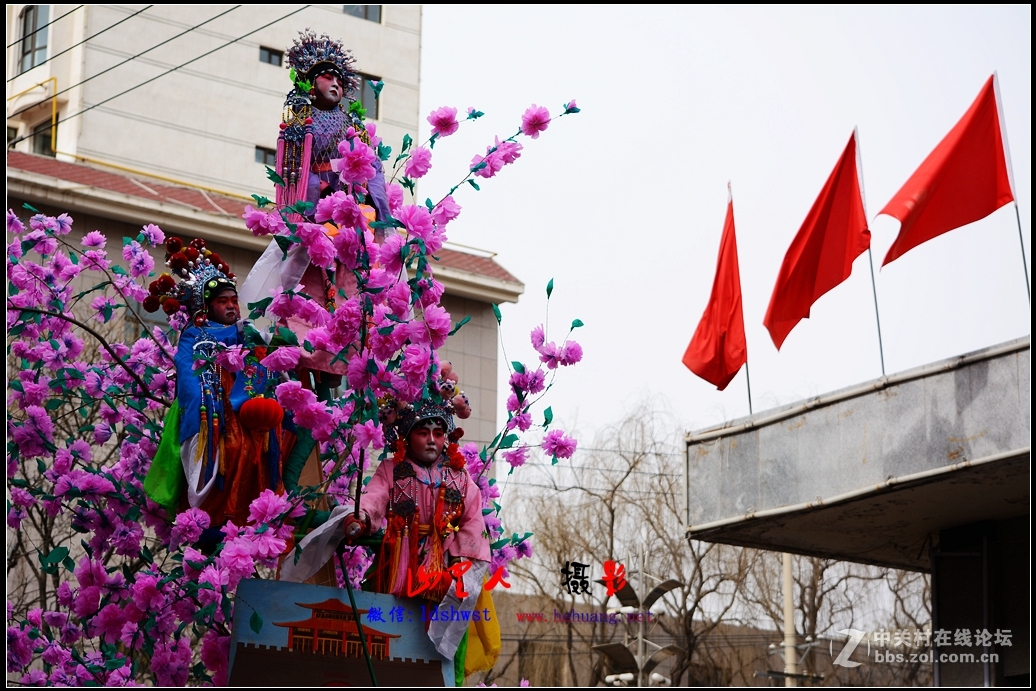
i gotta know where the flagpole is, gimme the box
[744,362,753,416]
[867,247,886,377]
[1014,203,1030,306]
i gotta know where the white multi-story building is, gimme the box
[7,4,422,196]
[6,4,522,447]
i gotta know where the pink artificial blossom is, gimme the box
[378,233,407,275]
[560,340,583,366]
[542,429,578,460]
[121,241,154,278]
[386,183,404,212]
[81,230,106,248]
[247,489,290,525]
[139,223,164,246]
[333,137,377,185]
[297,223,336,269]
[395,204,435,241]
[431,196,461,227]
[215,344,247,372]
[259,347,301,371]
[404,146,433,179]
[243,206,287,237]
[7,209,25,235]
[352,419,385,450]
[172,508,210,545]
[520,104,551,139]
[427,106,460,137]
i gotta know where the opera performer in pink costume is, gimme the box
[239,30,394,381]
[281,364,486,661]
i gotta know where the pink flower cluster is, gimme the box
[427,106,460,138]
[244,205,288,236]
[470,136,523,180]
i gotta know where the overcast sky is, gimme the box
[415,5,1031,441]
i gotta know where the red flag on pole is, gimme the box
[881,74,1015,266]
[763,130,870,350]
[683,188,747,391]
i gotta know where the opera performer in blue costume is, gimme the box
[144,238,309,528]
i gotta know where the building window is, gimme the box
[259,46,283,67]
[32,120,55,157]
[19,5,50,75]
[8,126,19,146]
[356,73,380,120]
[255,145,277,166]
[343,5,381,23]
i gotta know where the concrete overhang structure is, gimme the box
[684,337,1029,570]
[683,337,1030,685]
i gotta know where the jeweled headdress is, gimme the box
[382,362,472,449]
[286,29,360,93]
[143,237,235,318]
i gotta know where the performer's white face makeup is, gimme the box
[311,73,344,110]
[407,420,446,466]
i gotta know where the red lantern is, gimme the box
[238,397,284,433]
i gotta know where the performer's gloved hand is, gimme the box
[343,511,370,542]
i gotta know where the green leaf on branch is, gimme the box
[551,454,559,465]
[104,657,127,671]
[286,200,314,216]
[467,179,480,191]
[274,235,293,259]
[546,277,554,298]
[266,166,286,187]
[500,434,519,449]
[250,194,272,208]
[467,109,484,120]
[247,296,274,319]
[400,177,416,194]
[40,546,69,571]
[22,202,40,213]
[543,406,553,427]
[571,319,584,329]
[369,79,384,97]
[274,327,299,346]
[425,198,435,211]
[492,303,502,325]
[428,132,439,150]
[511,361,525,374]
[449,315,471,336]
[377,142,392,162]
[401,133,412,154]
[62,556,76,572]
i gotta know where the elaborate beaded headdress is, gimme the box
[383,362,472,449]
[143,237,236,318]
[286,29,360,93]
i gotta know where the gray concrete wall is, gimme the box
[686,339,1030,529]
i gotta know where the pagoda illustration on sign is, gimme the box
[229,583,449,687]
[275,598,400,658]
